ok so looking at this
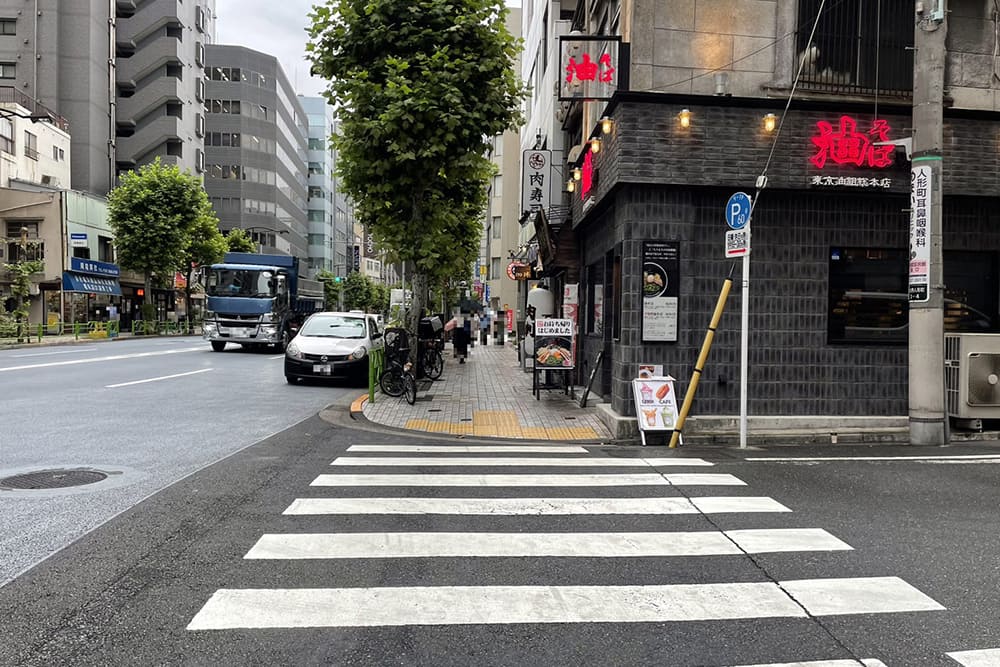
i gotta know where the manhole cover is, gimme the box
[1,469,108,490]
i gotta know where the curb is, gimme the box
[350,393,368,415]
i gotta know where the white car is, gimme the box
[284,311,383,385]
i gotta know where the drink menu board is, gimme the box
[641,240,680,342]
[632,376,679,436]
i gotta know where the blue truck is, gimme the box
[201,252,324,352]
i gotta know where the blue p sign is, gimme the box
[725,192,752,230]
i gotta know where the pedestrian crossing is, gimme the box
[187,442,991,665]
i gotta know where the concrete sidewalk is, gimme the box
[357,338,614,442]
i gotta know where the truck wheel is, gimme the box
[211,341,226,352]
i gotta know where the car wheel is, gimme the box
[211,341,226,352]
[285,375,299,384]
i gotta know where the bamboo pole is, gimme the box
[670,265,735,448]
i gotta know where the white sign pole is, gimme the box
[739,234,750,449]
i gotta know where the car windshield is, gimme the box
[206,268,275,298]
[300,315,367,339]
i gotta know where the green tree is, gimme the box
[307,0,525,356]
[225,228,257,253]
[181,208,227,326]
[108,158,213,320]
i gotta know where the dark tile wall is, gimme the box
[580,184,1000,417]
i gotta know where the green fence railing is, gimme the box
[0,319,199,344]
[368,346,385,404]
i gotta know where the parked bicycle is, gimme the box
[421,338,444,380]
[380,328,417,404]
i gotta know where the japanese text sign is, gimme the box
[909,165,932,302]
[559,36,622,101]
[521,149,552,216]
[534,318,574,369]
[810,116,894,170]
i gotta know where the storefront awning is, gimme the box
[62,271,122,295]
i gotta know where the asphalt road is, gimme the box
[2,403,1000,666]
[0,336,362,585]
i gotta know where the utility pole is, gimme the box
[909,0,948,445]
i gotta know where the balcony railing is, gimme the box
[0,86,70,131]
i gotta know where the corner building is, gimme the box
[531,0,1000,430]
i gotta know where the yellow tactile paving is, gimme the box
[402,416,599,440]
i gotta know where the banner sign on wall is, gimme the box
[641,240,680,342]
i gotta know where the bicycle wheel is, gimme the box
[379,367,405,397]
[403,372,417,405]
[424,349,443,380]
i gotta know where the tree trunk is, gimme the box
[184,265,195,329]
[408,271,428,366]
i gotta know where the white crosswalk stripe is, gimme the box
[244,528,852,559]
[330,456,714,467]
[188,441,952,665]
[347,445,590,453]
[310,472,745,486]
[186,577,942,630]
[282,495,792,515]
[947,649,1000,666]
[728,660,887,667]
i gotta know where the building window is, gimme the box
[98,235,114,263]
[195,6,206,32]
[196,112,204,137]
[308,186,324,199]
[0,117,13,154]
[796,0,913,94]
[23,131,37,160]
[492,175,502,197]
[492,215,502,239]
[308,138,325,150]
[0,62,14,79]
[195,148,205,173]
[195,42,204,67]
[827,247,998,344]
[196,77,205,102]
[0,19,15,35]
[490,257,501,280]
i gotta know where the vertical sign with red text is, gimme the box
[909,165,932,302]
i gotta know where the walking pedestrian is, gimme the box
[453,316,469,364]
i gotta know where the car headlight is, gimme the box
[348,345,367,361]
[203,310,215,320]
[261,312,276,323]
[286,341,303,359]
[203,322,217,332]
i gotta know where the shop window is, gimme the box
[828,247,998,344]
[796,0,913,94]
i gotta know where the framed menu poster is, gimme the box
[641,240,680,342]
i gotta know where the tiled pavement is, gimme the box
[359,338,613,442]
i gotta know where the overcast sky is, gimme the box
[214,0,327,98]
[213,0,522,99]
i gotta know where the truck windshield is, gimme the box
[206,269,275,298]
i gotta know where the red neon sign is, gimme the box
[809,115,894,169]
[565,53,615,85]
[580,148,594,200]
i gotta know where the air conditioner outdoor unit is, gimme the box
[944,333,1000,427]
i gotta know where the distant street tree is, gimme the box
[225,228,257,253]
[181,211,227,326]
[108,158,213,320]
[307,0,525,356]
[3,234,43,340]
